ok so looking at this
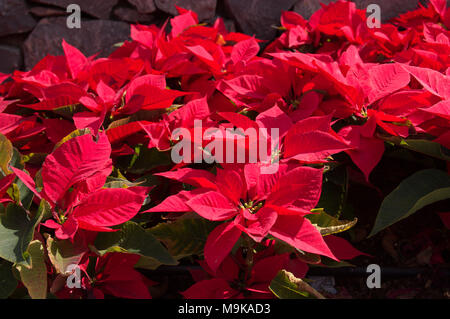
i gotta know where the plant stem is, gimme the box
[244,236,255,283]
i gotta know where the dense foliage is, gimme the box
[0,0,449,299]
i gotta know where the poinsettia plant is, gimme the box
[0,0,449,299]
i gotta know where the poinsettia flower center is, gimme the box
[58,213,67,224]
[54,206,73,225]
[238,199,264,214]
[290,99,300,109]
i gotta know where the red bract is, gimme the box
[118,74,189,114]
[13,132,149,240]
[146,163,337,272]
[183,241,309,299]
[0,174,14,204]
[282,114,352,162]
[0,0,449,300]
[55,252,155,299]
[183,252,290,299]
[88,252,154,299]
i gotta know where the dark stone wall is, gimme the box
[0,0,445,73]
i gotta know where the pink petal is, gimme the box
[62,39,88,79]
[42,133,112,205]
[231,37,259,65]
[267,166,323,209]
[401,64,450,100]
[73,111,105,136]
[156,168,217,189]
[171,11,198,37]
[42,118,76,144]
[41,219,61,230]
[0,113,23,135]
[244,163,289,201]
[242,206,278,242]
[367,63,410,104]
[438,212,450,229]
[96,80,116,103]
[250,254,289,284]
[185,45,222,73]
[204,222,242,273]
[324,235,368,260]
[339,126,385,181]
[168,96,211,126]
[55,215,79,241]
[218,112,259,131]
[0,174,15,197]
[143,190,200,213]
[187,191,237,221]
[420,100,450,120]
[215,169,243,204]
[284,130,351,162]
[255,105,292,138]
[9,167,42,200]
[270,215,337,260]
[182,278,237,299]
[73,187,148,227]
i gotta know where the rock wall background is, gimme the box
[0,0,447,73]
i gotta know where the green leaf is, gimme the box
[0,261,18,299]
[149,218,219,260]
[95,221,177,269]
[272,239,322,264]
[134,256,169,270]
[22,153,47,166]
[0,133,13,175]
[317,165,349,219]
[37,199,52,222]
[307,208,357,236]
[370,169,450,237]
[269,270,325,299]
[52,104,86,120]
[53,128,92,151]
[7,183,20,203]
[124,146,172,175]
[103,177,143,189]
[0,204,43,265]
[16,240,47,299]
[46,237,86,275]
[400,139,450,161]
[16,176,34,210]
[10,148,24,171]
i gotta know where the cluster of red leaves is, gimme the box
[0,0,449,299]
